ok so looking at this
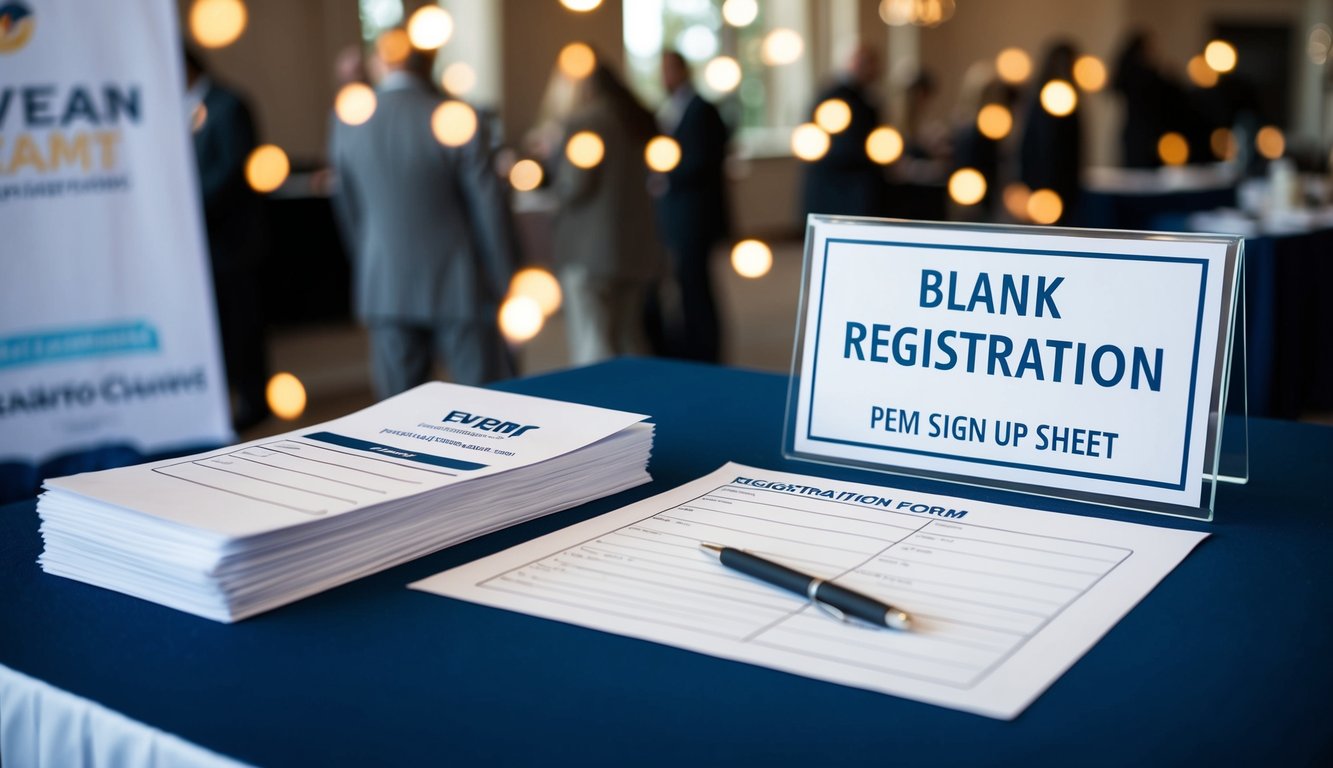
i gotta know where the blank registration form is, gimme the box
[412,463,1207,719]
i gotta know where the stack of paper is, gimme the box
[37,382,653,622]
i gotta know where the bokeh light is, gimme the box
[996,48,1031,84]
[509,159,544,191]
[559,0,603,11]
[189,0,247,49]
[558,42,597,80]
[731,239,773,279]
[1187,55,1218,88]
[722,0,759,27]
[790,123,830,161]
[814,99,853,134]
[509,267,563,317]
[1026,188,1063,224]
[499,296,544,343]
[245,144,289,193]
[1039,80,1077,117]
[880,0,955,27]
[1073,55,1107,92]
[192,104,208,133]
[703,56,742,93]
[948,168,987,206]
[407,5,453,50]
[865,126,904,165]
[431,100,477,147]
[334,83,377,126]
[976,104,1012,140]
[1210,127,1237,161]
[677,24,719,61]
[566,131,605,169]
[442,61,476,96]
[645,135,682,172]
[1002,183,1031,220]
[377,29,411,66]
[1157,132,1189,166]
[762,28,804,66]
[1256,125,1285,160]
[265,372,306,421]
[1204,39,1237,73]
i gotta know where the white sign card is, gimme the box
[785,218,1241,518]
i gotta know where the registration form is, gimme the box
[411,463,1207,719]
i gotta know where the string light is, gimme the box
[558,42,597,79]
[731,239,773,278]
[1073,55,1107,92]
[703,56,742,93]
[1039,80,1077,117]
[814,99,852,134]
[559,0,603,12]
[1186,55,1218,88]
[407,5,453,50]
[1026,188,1063,224]
[189,0,247,49]
[509,159,544,192]
[442,62,477,96]
[509,268,562,317]
[1256,126,1285,160]
[1203,40,1237,73]
[245,144,289,193]
[762,29,804,66]
[721,0,758,27]
[377,29,411,66]
[1157,132,1189,166]
[431,100,477,147]
[499,296,544,343]
[334,83,377,126]
[566,131,605,169]
[995,48,1031,84]
[948,168,987,206]
[265,373,306,421]
[644,136,682,173]
[790,123,830,161]
[865,126,904,165]
[976,104,1012,140]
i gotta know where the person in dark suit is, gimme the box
[652,50,730,364]
[184,49,270,432]
[331,45,517,397]
[801,45,885,219]
[1018,41,1083,224]
[1112,30,1173,168]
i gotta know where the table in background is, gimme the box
[1077,166,1237,231]
[2,359,1332,766]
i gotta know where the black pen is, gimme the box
[699,542,911,631]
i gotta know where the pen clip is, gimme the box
[806,577,850,624]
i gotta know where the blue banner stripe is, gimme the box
[303,431,488,471]
[0,321,159,369]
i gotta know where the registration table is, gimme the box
[2,359,1332,766]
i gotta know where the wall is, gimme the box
[498,0,625,146]
[178,0,361,163]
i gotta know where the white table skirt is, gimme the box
[0,664,246,768]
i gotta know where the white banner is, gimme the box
[0,1,231,473]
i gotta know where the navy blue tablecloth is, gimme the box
[2,359,1331,766]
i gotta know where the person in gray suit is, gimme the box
[332,46,517,398]
[550,62,667,365]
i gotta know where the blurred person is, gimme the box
[184,47,270,431]
[549,60,667,365]
[1018,40,1083,224]
[951,61,1019,216]
[651,50,730,363]
[801,44,886,219]
[331,42,517,397]
[1111,30,1173,168]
